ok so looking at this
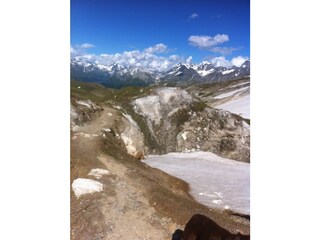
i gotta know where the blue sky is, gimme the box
[71,0,250,69]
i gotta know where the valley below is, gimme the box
[70,77,250,240]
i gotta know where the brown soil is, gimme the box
[71,105,250,240]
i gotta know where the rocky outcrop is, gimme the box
[118,113,145,159]
[176,109,250,162]
[70,86,250,162]
[131,87,250,162]
[70,96,103,129]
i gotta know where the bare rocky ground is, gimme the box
[71,104,250,240]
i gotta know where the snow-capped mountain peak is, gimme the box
[71,58,250,88]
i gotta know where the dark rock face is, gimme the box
[70,96,103,128]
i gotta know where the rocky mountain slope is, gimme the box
[71,57,250,88]
[71,78,250,162]
[128,87,250,162]
[70,80,250,239]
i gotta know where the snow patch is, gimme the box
[113,105,122,110]
[222,69,235,75]
[143,151,250,214]
[215,94,250,119]
[88,168,110,179]
[197,68,215,77]
[212,200,223,205]
[214,86,249,99]
[72,178,103,198]
[75,132,99,138]
[76,100,92,108]
[181,131,188,140]
[228,82,250,89]
[108,113,113,116]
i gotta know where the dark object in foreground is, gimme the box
[172,214,250,240]
[172,229,184,240]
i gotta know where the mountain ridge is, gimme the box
[71,58,250,88]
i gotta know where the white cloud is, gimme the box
[186,56,192,64]
[70,43,95,56]
[231,56,249,67]
[80,43,95,49]
[71,43,191,72]
[207,56,233,68]
[205,56,249,68]
[189,34,241,55]
[188,13,199,20]
[188,34,229,49]
[144,43,168,54]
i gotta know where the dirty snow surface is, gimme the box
[215,95,250,119]
[72,178,103,198]
[214,86,249,99]
[143,152,250,215]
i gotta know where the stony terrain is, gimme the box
[123,85,250,162]
[70,79,250,239]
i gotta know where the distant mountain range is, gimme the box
[71,58,250,88]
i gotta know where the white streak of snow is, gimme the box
[228,82,250,89]
[222,69,235,75]
[181,131,188,140]
[76,100,92,108]
[88,168,110,179]
[214,86,249,99]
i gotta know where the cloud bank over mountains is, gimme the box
[71,43,190,72]
[71,41,248,71]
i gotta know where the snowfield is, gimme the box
[198,68,215,77]
[143,152,250,215]
[215,95,250,119]
[214,86,249,99]
[72,178,103,198]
